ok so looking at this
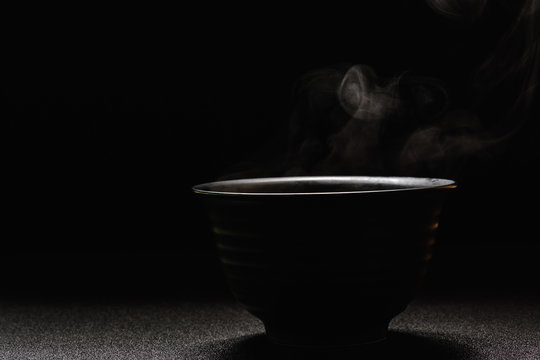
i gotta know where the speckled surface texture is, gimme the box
[0,292,538,359]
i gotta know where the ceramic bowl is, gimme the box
[193,176,456,347]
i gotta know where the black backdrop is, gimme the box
[3,2,539,295]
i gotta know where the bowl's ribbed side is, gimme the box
[205,192,444,319]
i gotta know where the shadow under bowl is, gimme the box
[193,176,456,348]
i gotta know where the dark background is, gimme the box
[3,2,539,296]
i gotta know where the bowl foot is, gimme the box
[264,320,389,348]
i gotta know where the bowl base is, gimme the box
[264,320,389,348]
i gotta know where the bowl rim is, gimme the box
[192,176,456,197]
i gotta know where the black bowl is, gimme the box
[193,176,456,347]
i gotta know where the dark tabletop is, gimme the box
[0,290,538,360]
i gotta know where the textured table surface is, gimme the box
[0,291,538,360]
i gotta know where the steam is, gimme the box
[220,0,539,180]
[284,0,537,178]
[338,65,400,120]
[475,0,539,128]
[313,66,402,175]
[425,0,539,126]
[399,109,487,176]
[425,0,488,24]
[402,0,539,175]
[284,62,480,176]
